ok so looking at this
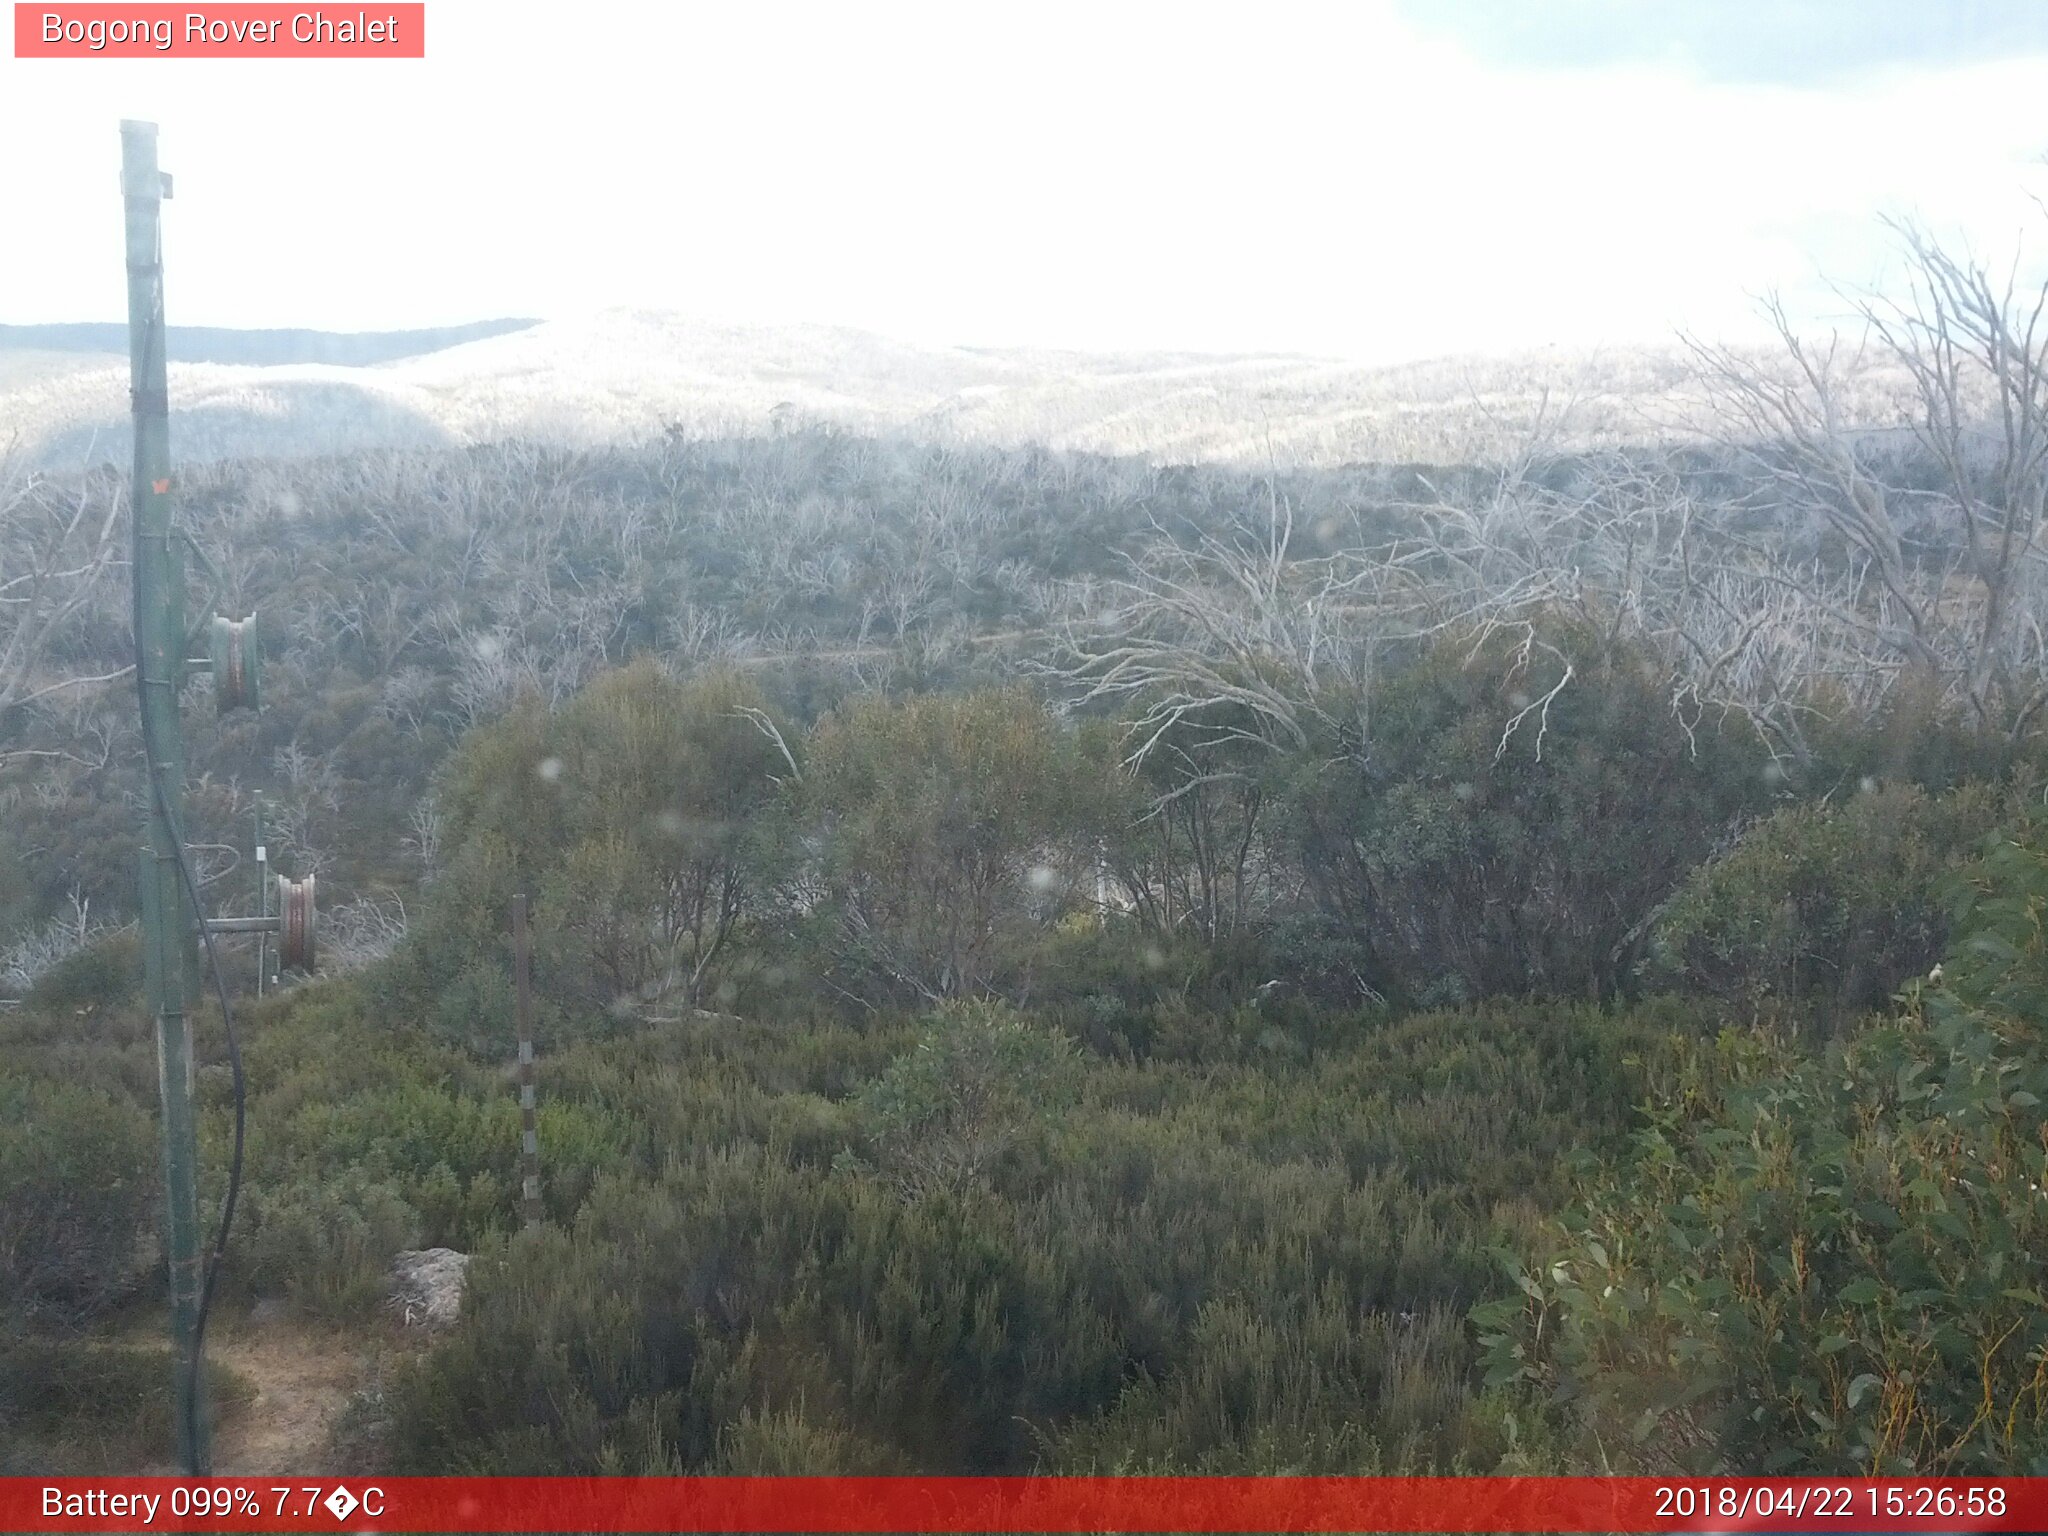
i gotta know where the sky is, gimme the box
[3,0,2048,363]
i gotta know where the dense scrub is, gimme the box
[2,434,1323,947]
[1648,781,2012,1029]
[4,928,1697,1472]
[10,421,2048,1477]
[2,429,2007,972]
[0,1073,158,1328]
[1483,816,2048,1474]
[0,1340,253,1475]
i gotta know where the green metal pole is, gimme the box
[122,118,209,1476]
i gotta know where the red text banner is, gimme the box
[13,5,424,58]
[3,1476,2046,1533]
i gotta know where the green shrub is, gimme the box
[0,1074,157,1327]
[21,928,143,1016]
[1284,625,1768,1005]
[1649,781,2007,1026]
[1480,813,2048,1475]
[0,1340,253,1474]
[710,1403,896,1473]
[240,1170,421,1321]
[389,665,799,1035]
[802,687,1108,1003]
[847,1001,1084,1198]
[386,999,1657,1475]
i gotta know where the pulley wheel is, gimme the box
[276,873,316,971]
[210,613,262,713]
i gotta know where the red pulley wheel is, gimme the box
[276,873,316,971]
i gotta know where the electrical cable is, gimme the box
[130,230,246,1476]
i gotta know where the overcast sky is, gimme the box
[4,0,2048,362]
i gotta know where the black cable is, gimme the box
[130,236,246,1475]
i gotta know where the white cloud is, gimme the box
[2,0,2045,361]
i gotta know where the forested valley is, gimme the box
[10,231,2048,1479]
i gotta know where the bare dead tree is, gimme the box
[1059,489,1382,773]
[320,893,409,972]
[1052,488,1386,937]
[2,889,114,997]
[403,793,443,875]
[664,602,753,665]
[1057,376,1910,814]
[1684,216,2048,741]
[266,739,343,878]
[0,450,131,760]
[378,665,442,737]
[1376,451,1835,760]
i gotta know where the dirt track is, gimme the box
[127,1309,396,1476]
[205,1318,370,1476]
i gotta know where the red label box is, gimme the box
[3,1476,2047,1534]
[13,4,425,57]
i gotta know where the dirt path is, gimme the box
[206,1317,374,1476]
[125,1309,394,1476]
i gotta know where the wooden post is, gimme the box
[513,893,541,1229]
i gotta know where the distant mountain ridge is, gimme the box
[0,310,1914,470]
[0,318,540,367]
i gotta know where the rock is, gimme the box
[388,1247,469,1330]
